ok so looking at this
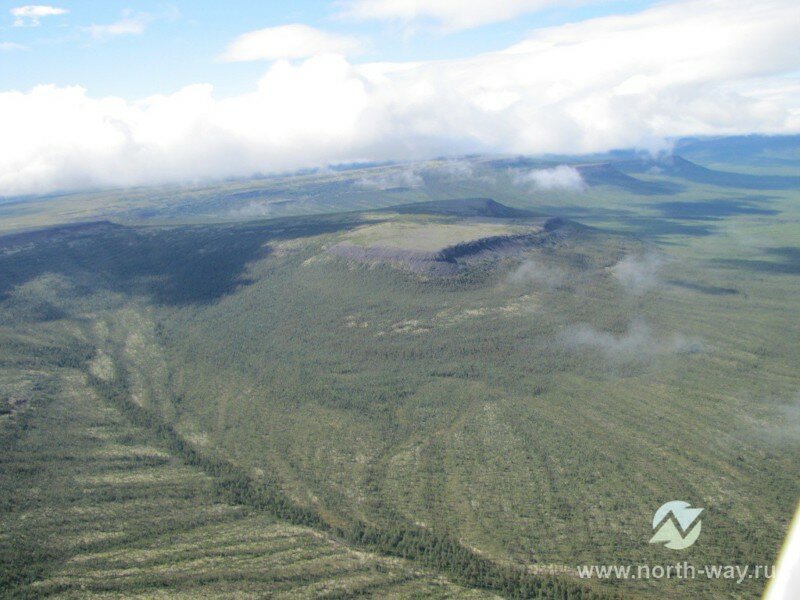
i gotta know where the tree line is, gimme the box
[87,360,613,600]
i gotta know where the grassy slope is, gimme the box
[341,219,536,251]
[146,202,798,599]
[0,337,498,598]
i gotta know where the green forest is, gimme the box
[2,145,799,598]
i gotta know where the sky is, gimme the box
[1,0,799,195]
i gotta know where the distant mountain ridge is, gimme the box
[618,155,800,189]
[574,163,676,195]
[386,198,537,218]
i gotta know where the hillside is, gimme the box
[618,155,800,189]
[0,358,499,598]
[1,145,799,599]
[386,198,537,218]
[328,207,571,274]
[574,164,675,195]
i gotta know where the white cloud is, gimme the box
[221,24,361,62]
[434,159,474,178]
[612,253,665,294]
[560,319,703,358]
[0,41,29,51]
[427,159,498,183]
[508,259,567,288]
[11,4,67,27]
[340,0,589,32]
[515,165,586,191]
[85,10,153,39]
[1,0,799,196]
[355,168,423,189]
[229,200,277,218]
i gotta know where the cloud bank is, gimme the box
[2,0,799,195]
[221,24,362,62]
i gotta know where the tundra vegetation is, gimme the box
[1,136,799,598]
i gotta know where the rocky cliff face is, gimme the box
[328,217,570,275]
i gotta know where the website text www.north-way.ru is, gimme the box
[573,563,774,584]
